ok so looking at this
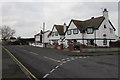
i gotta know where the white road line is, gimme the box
[82,57,87,58]
[62,61,66,63]
[30,52,38,55]
[61,59,65,61]
[43,74,49,78]
[42,56,90,78]
[23,49,38,55]
[66,58,69,59]
[44,56,61,63]
[79,57,82,58]
[55,66,59,69]
[71,58,75,60]
[60,63,63,65]
[71,57,74,59]
[50,69,55,73]
[67,60,70,62]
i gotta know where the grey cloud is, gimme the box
[2,2,118,37]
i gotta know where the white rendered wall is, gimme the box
[49,27,60,40]
[65,22,82,40]
[35,35,40,42]
[96,20,116,46]
[44,31,50,43]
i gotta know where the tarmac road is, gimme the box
[3,45,118,79]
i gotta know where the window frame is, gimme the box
[67,30,72,35]
[51,32,54,36]
[87,27,94,34]
[73,28,79,34]
[103,39,107,45]
[55,32,58,36]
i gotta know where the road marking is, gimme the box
[50,69,55,73]
[43,74,50,78]
[71,57,74,59]
[23,49,38,55]
[71,58,75,60]
[83,57,87,58]
[61,59,65,61]
[60,63,63,65]
[67,60,70,62]
[44,56,61,62]
[62,61,66,63]
[30,52,38,55]
[43,56,90,78]
[66,58,69,59]
[79,57,82,58]
[55,66,59,69]
[75,57,78,59]
[2,46,38,80]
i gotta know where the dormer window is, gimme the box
[55,32,58,36]
[67,30,71,35]
[73,29,79,34]
[52,32,54,36]
[87,28,93,34]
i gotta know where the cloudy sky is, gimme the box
[1,1,119,38]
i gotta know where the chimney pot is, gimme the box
[91,17,94,19]
[104,8,108,12]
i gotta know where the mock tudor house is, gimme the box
[64,9,116,47]
[48,24,66,45]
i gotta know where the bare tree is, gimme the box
[0,25,15,41]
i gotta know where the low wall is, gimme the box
[82,47,120,53]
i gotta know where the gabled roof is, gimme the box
[66,16,105,33]
[48,25,64,37]
[108,20,116,31]
[55,25,64,35]
[35,30,50,36]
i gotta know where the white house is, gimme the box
[64,8,116,47]
[48,24,66,45]
[34,30,50,47]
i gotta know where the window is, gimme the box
[103,39,107,45]
[87,28,93,34]
[103,34,106,37]
[73,29,79,34]
[67,30,71,35]
[52,32,54,36]
[55,32,58,36]
[109,28,113,34]
[104,25,106,28]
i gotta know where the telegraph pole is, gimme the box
[43,22,45,48]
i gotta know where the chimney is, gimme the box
[103,8,109,20]
[91,17,94,19]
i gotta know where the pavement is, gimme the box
[2,46,29,80]
[3,45,119,79]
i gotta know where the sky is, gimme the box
[0,0,119,38]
